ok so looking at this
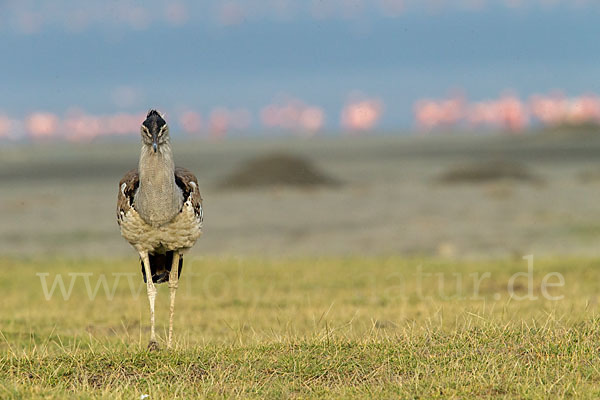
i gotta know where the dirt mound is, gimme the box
[218,153,341,189]
[438,160,541,184]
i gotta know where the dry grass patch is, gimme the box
[1,256,600,398]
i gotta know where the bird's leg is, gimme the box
[140,251,159,350]
[167,252,180,349]
[167,253,180,348]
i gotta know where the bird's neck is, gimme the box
[135,142,183,226]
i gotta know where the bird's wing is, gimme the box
[117,168,139,226]
[175,166,203,224]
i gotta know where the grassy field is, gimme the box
[3,133,600,397]
[2,255,600,398]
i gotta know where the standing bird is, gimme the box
[117,110,203,350]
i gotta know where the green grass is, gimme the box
[1,256,600,398]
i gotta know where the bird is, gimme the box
[117,109,203,350]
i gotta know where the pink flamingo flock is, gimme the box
[2,92,599,141]
[0,95,383,141]
[415,92,600,133]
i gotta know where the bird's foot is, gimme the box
[147,340,160,352]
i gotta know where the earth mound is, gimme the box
[438,160,541,184]
[217,153,341,189]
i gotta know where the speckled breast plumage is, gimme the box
[119,199,202,253]
[117,167,204,254]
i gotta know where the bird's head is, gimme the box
[141,109,169,153]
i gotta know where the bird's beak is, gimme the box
[152,133,158,153]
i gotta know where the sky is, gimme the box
[1,0,600,139]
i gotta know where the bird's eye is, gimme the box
[158,125,166,136]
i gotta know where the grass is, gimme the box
[1,256,600,398]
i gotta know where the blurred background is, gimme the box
[2,0,600,259]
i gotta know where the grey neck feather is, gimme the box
[134,141,183,227]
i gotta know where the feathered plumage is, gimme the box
[117,167,203,281]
